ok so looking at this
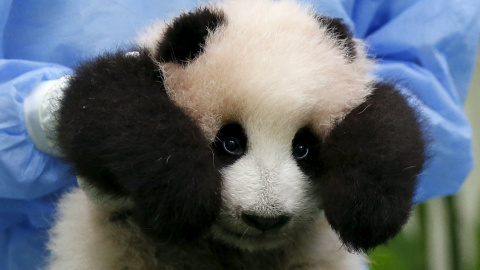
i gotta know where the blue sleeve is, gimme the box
[316,0,479,203]
[0,60,75,199]
[0,60,78,269]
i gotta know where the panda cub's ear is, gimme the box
[318,83,426,252]
[157,7,225,64]
[317,16,357,61]
[56,50,222,243]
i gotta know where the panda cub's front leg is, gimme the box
[48,49,223,269]
[47,188,158,270]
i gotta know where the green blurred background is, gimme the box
[368,51,480,270]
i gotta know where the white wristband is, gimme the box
[24,76,71,156]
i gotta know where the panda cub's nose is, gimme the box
[241,213,291,231]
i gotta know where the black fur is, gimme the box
[317,82,426,252]
[56,50,222,242]
[157,7,225,64]
[317,16,357,61]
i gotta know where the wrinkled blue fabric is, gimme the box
[1,0,479,269]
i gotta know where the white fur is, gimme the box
[48,188,364,269]
[160,0,373,140]
[46,188,158,270]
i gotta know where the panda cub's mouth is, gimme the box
[211,222,293,250]
[218,225,277,239]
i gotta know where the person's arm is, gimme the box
[0,60,75,199]
[0,59,77,270]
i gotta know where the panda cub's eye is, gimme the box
[293,144,309,160]
[213,123,247,159]
[223,137,243,155]
[292,127,319,162]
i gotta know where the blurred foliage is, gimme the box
[368,199,480,270]
[368,205,424,270]
[369,232,422,270]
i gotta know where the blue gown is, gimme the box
[1,0,479,269]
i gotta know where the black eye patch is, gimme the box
[212,123,248,168]
[291,127,322,178]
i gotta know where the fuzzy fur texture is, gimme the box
[48,188,363,270]
[319,83,426,252]
[317,16,357,61]
[49,0,426,269]
[159,0,373,141]
[56,50,222,243]
[157,7,225,64]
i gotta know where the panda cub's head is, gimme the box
[58,0,426,253]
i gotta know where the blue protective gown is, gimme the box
[1,0,479,269]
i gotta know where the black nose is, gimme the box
[241,213,291,231]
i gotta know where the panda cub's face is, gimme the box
[210,121,321,250]
[146,0,372,250]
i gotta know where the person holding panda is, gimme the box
[1,0,479,269]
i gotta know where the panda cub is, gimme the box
[48,0,426,269]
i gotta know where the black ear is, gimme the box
[57,50,222,242]
[317,16,356,61]
[157,7,225,64]
[319,83,426,252]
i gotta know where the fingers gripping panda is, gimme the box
[47,0,426,269]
